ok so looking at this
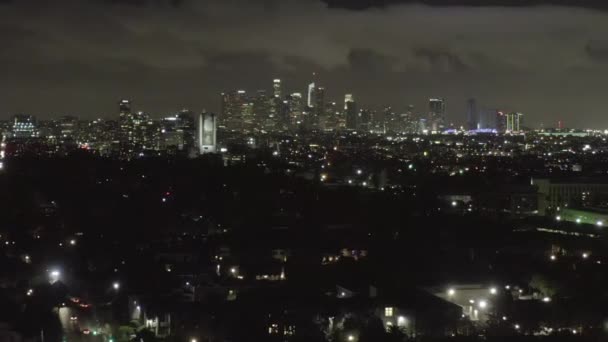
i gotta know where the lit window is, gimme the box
[385,307,394,317]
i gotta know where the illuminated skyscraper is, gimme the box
[428,98,445,132]
[220,90,248,131]
[286,93,303,128]
[345,94,357,130]
[307,82,316,108]
[273,79,282,98]
[198,111,217,154]
[506,112,524,132]
[344,94,354,110]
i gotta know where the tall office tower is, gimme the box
[273,79,282,98]
[118,99,133,144]
[467,98,478,130]
[345,95,357,130]
[119,99,131,117]
[176,110,196,150]
[428,98,445,132]
[286,93,303,128]
[313,87,325,114]
[253,90,271,129]
[358,108,372,131]
[495,111,507,133]
[220,90,248,131]
[506,112,524,132]
[307,82,316,108]
[198,111,217,154]
[11,114,38,138]
[323,101,339,130]
[344,94,354,110]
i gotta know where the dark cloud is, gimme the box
[347,48,397,73]
[413,48,470,72]
[585,40,608,62]
[323,0,608,10]
[0,0,607,128]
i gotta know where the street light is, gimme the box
[448,288,455,296]
[478,300,487,309]
[489,287,497,295]
[347,335,355,342]
[542,296,551,303]
[113,282,120,290]
[191,339,198,342]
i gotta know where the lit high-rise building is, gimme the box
[344,94,354,110]
[273,79,282,98]
[345,94,357,130]
[307,82,316,108]
[198,111,217,154]
[286,93,303,128]
[428,98,445,132]
[220,90,248,131]
[506,112,524,132]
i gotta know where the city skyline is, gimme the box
[2,1,608,127]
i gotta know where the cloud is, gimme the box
[0,0,608,127]
[322,0,608,10]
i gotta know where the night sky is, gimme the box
[2,0,608,128]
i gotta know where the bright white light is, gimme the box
[582,253,589,259]
[505,285,511,290]
[550,255,556,261]
[340,292,346,297]
[448,288,455,296]
[230,267,237,274]
[478,300,487,309]
[451,201,457,207]
[542,297,551,303]
[555,215,561,221]
[136,305,141,310]
[597,221,604,227]
[69,239,76,246]
[576,218,581,224]
[27,289,33,296]
[397,316,407,326]
[356,169,362,175]
[362,182,367,186]
[514,324,520,330]
[191,339,198,342]
[469,299,475,304]
[347,335,355,342]
[113,282,120,290]
[51,270,60,277]
[502,316,507,321]
[490,287,497,295]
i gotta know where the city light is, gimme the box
[478,300,488,309]
[542,297,551,303]
[69,239,76,245]
[113,282,120,290]
[597,221,603,227]
[448,288,455,296]
[555,215,561,221]
[582,252,589,259]
[550,255,556,261]
[347,335,355,341]
[514,324,520,330]
[489,287,497,295]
